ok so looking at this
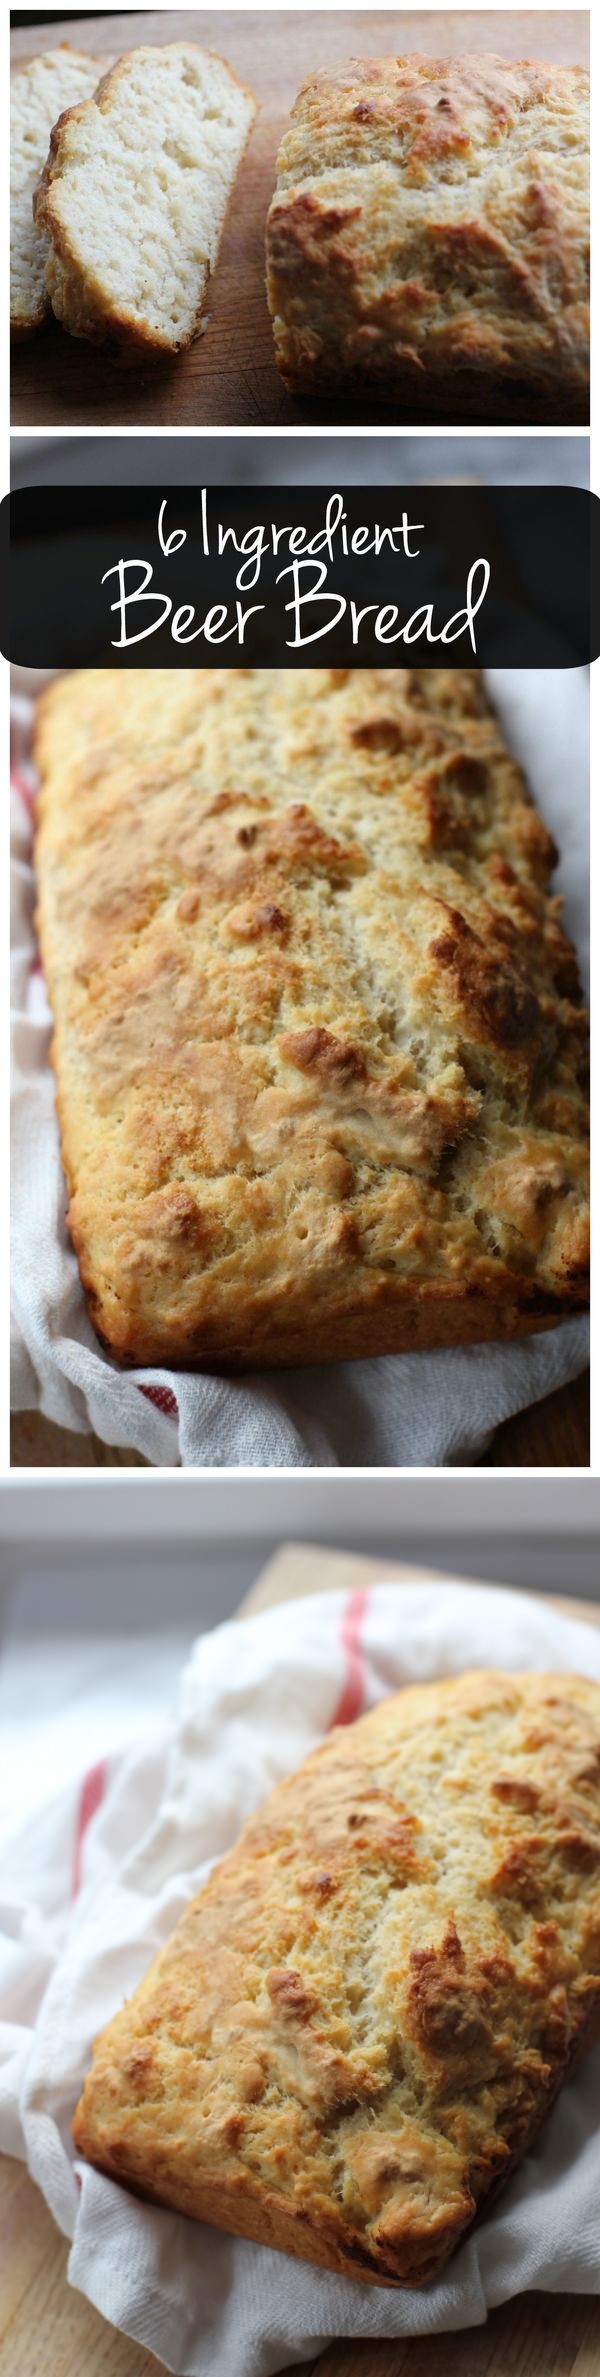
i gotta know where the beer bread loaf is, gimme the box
[34,667,589,1372]
[266,55,590,416]
[33,44,255,352]
[10,48,102,339]
[72,1668,600,2286]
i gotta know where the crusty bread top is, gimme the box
[267,54,589,398]
[72,1669,600,2286]
[10,48,102,336]
[33,43,255,351]
[34,667,589,1370]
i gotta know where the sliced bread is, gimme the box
[11,48,103,339]
[34,44,256,353]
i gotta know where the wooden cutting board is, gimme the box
[1,1541,599,2376]
[11,10,589,431]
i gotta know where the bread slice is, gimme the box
[33,44,256,353]
[72,1669,600,2287]
[10,48,103,339]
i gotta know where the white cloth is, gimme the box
[11,671,589,1468]
[1,1581,599,2377]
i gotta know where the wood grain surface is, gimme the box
[1,1540,599,2376]
[10,10,589,431]
[235,1540,600,1629]
[10,1411,149,1466]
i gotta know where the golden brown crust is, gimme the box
[266,56,589,414]
[72,1669,600,2286]
[34,668,589,1372]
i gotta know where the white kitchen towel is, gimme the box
[1,1580,600,2377]
[11,671,589,1468]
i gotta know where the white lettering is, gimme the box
[158,500,187,558]
[441,558,491,650]
[280,557,347,647]
[102,557,172,647]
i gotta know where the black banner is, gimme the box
[2,483,597,667]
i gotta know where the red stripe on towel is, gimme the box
[137,1384,179,1418]
[11,767,36,822]
[72,1759,107,1898]
[329,1587,370,1730]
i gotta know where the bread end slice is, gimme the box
[11,48,105,339]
